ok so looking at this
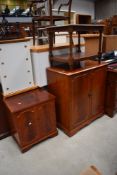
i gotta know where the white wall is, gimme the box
[54,0,95,19]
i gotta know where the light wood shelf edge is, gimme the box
[30,43,85,53]
[0,38,30,44]
[3,86,39,99]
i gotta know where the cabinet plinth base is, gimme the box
[0,132,10,140]
[58,112,104,137]
[17,130,58,153]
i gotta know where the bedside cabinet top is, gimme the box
[4,89,55,113]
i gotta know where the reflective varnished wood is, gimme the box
[4,88,58,152]
[47,24,104,69]
[105,68,117,117]
[0,38,30,44]
[47,60,107,136]
[0,93,10,139]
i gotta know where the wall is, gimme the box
[95,0,117,19]
[54,0,95,19]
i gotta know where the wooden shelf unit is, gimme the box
[47,24,104,70]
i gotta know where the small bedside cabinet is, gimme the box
[4,88,58,152]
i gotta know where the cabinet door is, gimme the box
[91,67,107,116]
[16,101,56,146]
[16,107,39,146]
[36,101,57,139]
[71,72,90,127]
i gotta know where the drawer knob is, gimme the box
[28,122,32,126]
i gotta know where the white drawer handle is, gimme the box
[28,122,32,126]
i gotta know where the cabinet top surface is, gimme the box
[108,69,117,73]
[108,68,117,73]
[47,60,107,76]
[0,38,30,44]
[4,89,55,113]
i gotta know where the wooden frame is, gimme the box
[31,0,72,45]
[47,24,104,70]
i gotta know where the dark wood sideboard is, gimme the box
[0,93,10,139]
[47,60,107,136]
[47,24,104,70]
[105,67,117,117]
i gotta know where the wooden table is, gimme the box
[47,24,104,69]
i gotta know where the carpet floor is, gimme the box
[0,115,117,175]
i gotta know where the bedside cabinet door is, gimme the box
[16,101,56,146]
[16,108,39,146]
[36,101,57,139]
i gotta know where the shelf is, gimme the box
[47,24,104,70]
[50,52,98,63]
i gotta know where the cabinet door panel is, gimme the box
[36,102,56,138]
[17,108,39,146]
[16,102,56,146]
[91,68,106,116]
[71,73,90,127]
